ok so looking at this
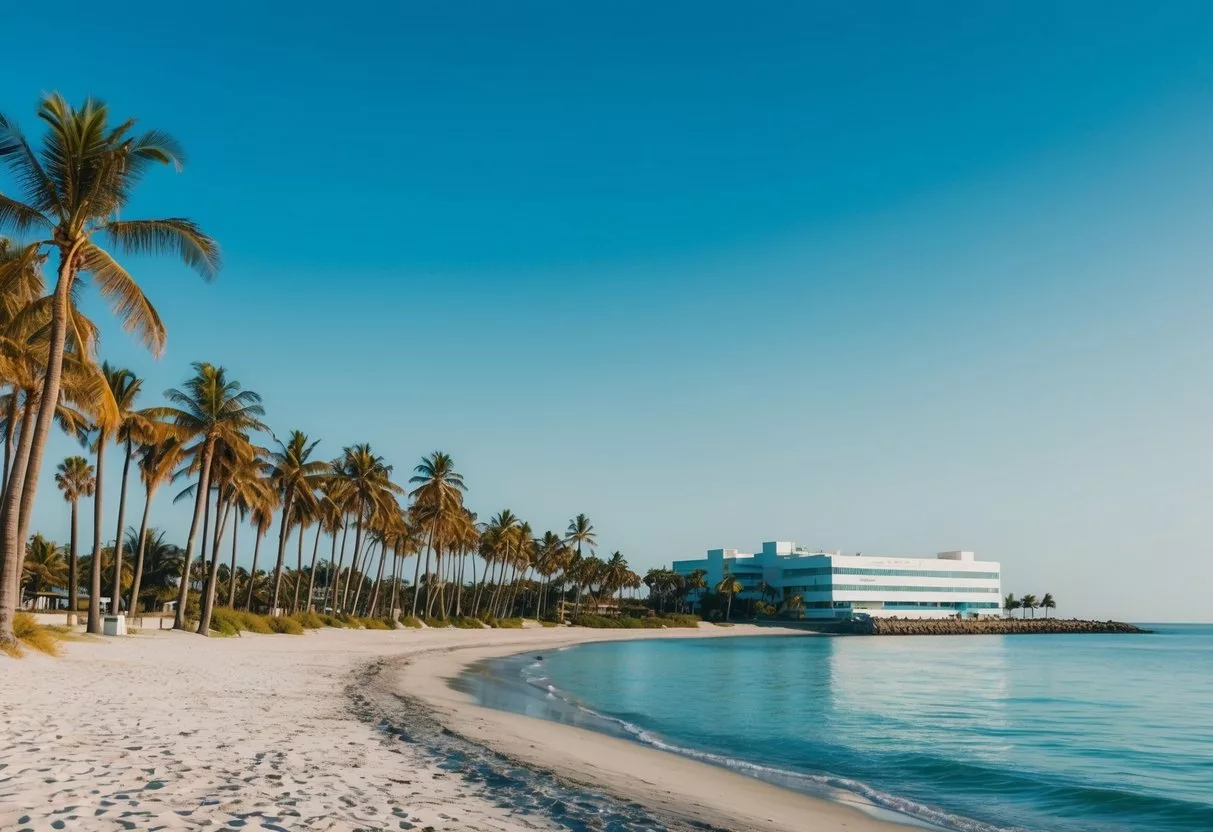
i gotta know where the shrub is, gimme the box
[577,613,700,629]
[539,620,558,628]
[291,610,325,630]
[452,616,484,629]
[8,612,59,657]
[660,613,701,628]
[495,617,525,629]
[359,617,394,630]
[319,613,346,628]
[398,616,423,628]
[267,615,304,635]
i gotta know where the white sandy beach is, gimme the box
[1,624,909,832]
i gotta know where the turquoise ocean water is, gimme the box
[456,625,1213,832]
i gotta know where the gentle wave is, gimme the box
[518,663,1011,832]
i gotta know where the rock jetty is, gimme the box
[835,618,1146,636]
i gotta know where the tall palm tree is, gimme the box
[1041,593,1056,619]
[0,94,219,647]
[106,369,166,614]
[267,431,327,614]
[244,495,277,612]
[564,514,596,618]
[1020,594,1038,619]
[334,444,401,614]
[1003,593,1020,618]
[408,451,465,619]
[54,456,94,624]
[155,363,264,631]
[126,439,183,615]
[716,573,743,621]
[83,362,130,633]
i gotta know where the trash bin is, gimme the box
[102,614,127,636]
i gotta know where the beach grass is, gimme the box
[5,612,60,657]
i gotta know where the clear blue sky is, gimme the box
[4,1,1212,621]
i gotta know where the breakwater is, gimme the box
[832,617,1146,635]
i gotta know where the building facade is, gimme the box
[673,541,1001,619]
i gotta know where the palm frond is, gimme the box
[0,194,49,234]
[103,218,220,280]
[78,242,166,355]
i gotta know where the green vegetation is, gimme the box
[578,613,700,629]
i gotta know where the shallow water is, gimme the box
[455,625,1213,832]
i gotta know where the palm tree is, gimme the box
[603,551,630,608]
[1020,594,1038,619]
[1003,593,1020,618]
[106,368,166,614]
[683,568,707,612]
[333,444,401,615]
[125,439,183,615]
[155,363,264,631]
[54,456,94,624]
[84,363,130,633]
[0,94,219,647]
[126,529,183,612]
[244,494,277,612]
[716,573,743,621]
[267,431,327,614]
[784,593,805,620]
[1041,593,1056,619]
[564,514,596,617]
[408,451,466,619]
[22,534,66,602]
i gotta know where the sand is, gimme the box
[1,623,910,831]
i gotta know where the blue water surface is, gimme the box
[459,625,1213,832]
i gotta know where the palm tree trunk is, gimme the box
[306,522,323,612]
[226,514,240,608]
[369,543,388,618]
[86,436,108,635]
[245,528,264,612]
[270,485,294,614]
[1,395,16,504]
[198,478,213,604]
[448,553,460,618]
[347,514,367,613]
[388,544,402,620]
[342,513,364,612]
[411,524,435,619]
[328,519,348,613]
[198,495,232,634]
[109,437,133,613]
[426,549,443,618]
[174,437,215,630]
[292,522,305,613]
[128,485,156,617]
[68,497,79,626]
[0,255,76,646]
[472,556,489,617]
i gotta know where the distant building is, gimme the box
[673,541,1001,619]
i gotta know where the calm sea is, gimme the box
[455,625,1213,832]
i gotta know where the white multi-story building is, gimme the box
[673,541,1001,620]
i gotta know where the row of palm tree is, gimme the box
[0,93,642,645]
[1003,592,1056,618]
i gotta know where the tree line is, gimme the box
[0,94,642,646]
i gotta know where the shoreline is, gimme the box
[380,623,920,832]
